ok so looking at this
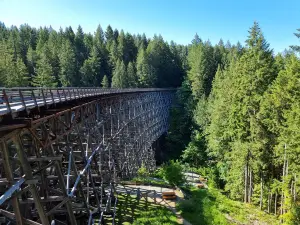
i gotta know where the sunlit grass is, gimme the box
[100,194,179,225]
[177,187,280,225]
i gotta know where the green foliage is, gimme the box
[177,187,279,225]
[133,207,179,225]
[32,45,57,87]
[59,39,77,86]
[136,47,156,87]
[101,74,109,87]
[6,58,29,87]
[0,22,185,88]
[0,41,29,87]
[290,28,300,53]
[112,60,128,88]
[182,130,207,168]
[159,160,185,186]
[127,61,138,87]
[137,164,149,181]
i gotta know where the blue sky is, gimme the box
[0,0,299,52]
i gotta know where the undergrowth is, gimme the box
[177,187,280,225]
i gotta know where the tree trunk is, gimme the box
[268,191,272,213]
[280,143,287,223]
[275,192,278,215]
[260,174,263,210]
[291,180,294,204]
[244,163,248,203]
[294,174,297,202]
[249,168,252,203]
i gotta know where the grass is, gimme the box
[111,194,179,225]
[177,187,280,225]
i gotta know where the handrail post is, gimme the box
[18,89,27,113]
[68,89,72,100]
[2,90,12,114]
[50,89,55,105]
[57,89,61,102]
[31,89,38,108]
[41,88,47,108]
[62,89,67,101]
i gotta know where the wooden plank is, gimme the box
[0,209,42,225]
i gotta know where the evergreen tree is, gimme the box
[127,61,138,87]
[19,24,36,64]
[59,40,77,86]
[32,45,57,87]
[36,27,49,53]
[94,24,105,48]
[101,75,109,88]
[80,47,101,87]
[0,22,8,41]
[75,25,87,69]
[7,26,21,61]
[0,40,13,86]
[212,22,276,202]
[64,26,75,44]
[6,58,29,87]
[187,40,215,99]
[83,33,93,57]
[48,30,61,84]
[192,33,202,45]
[136,47,156,87]
[111,60,128,88]
[259,54,300,220]
[105,25,114,42]
[290,28,300,52]
[26,46,37,80]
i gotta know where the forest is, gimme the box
[0,22,185,88]
[0,21,300,223]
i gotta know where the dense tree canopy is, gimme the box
[165,22,300,224]
[0,20,300,224]
[0,22,184,88]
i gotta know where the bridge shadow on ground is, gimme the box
[111,194,179,225]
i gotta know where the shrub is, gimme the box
[137,164,149,182]
[161,160,185,186]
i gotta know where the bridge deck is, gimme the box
[0,87,174,116]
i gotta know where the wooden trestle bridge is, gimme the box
[0,88,175,225]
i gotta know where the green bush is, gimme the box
[152,167,165,179]
[137,164,149,181]
[177,199,198,213]
[160,160,185,186]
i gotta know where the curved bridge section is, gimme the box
[0,88,175,225]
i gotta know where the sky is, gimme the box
[0,0,299,53]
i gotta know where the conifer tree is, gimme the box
[290,28,300,52]
[217,22,276,203]
[59,40,77,86]
[127,61,138,87]
[6,58,29,87]
[136,47,156,87]
[32,45,57,87]
[101,75,109,88]
[111,60,128,88]
[75,25,86,69]
[0,41,13,86]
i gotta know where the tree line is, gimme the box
[0,22,186,88]
[1,20,300,223]
[166,23,300,224]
